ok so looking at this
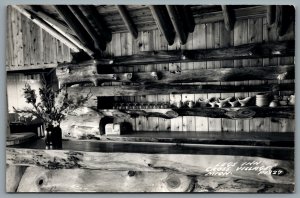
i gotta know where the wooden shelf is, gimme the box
[67,83,294,96]
[98,106,294,119]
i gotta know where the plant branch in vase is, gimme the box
[14,83,92,149]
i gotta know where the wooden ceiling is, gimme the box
[20,5,260,33]
[14,5,294,60]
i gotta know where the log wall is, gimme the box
[100,17,294,133]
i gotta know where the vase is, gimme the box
[45,125,62,149]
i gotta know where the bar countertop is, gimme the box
[7,137,294,160]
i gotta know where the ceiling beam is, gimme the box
[116,5,138,39]
[267,5,275,25]
[55,5,97,55]
[166,5,188,45]
[78,5,112,43]
[11,5,80,53]
[182,6,195,33]
[149,5,176,45]
[275,5,284,36]
[68,5,106,51]
[19,6,95,57]
[275,5,295,36]
[221,5,235,31]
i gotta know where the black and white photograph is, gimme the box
[5,4,295,193]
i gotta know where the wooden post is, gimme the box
[221,5,235,31]
[68,5,106,51]
[149,5,176,45]
[116,5,138,39]
[166,5,188,44]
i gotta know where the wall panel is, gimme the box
[101,16,294,133]
[5,6,72,69]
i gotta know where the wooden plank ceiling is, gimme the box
[15,5,294,60]
[15,5,292,58]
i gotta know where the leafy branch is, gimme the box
[13,83,92,127]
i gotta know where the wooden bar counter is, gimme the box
[6,135,294,192]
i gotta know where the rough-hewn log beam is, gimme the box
[174,106,294,119]
[6,165,27,192]
[166,5,188,44]
[182,6,195,33]
[57,62,294,85]
[65,83,294,96]
[78,5,112,43]
[16,167,294,192]
[116,5,138,39]
[68,5,106,51]
[221,5,235,31]
[97,106,294,119]
[149,5,176,45]
[94,40,294,66]
[101,109,179,119]
[11,5,80,53]
[55,5,96,54]
[267,5,275,25]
